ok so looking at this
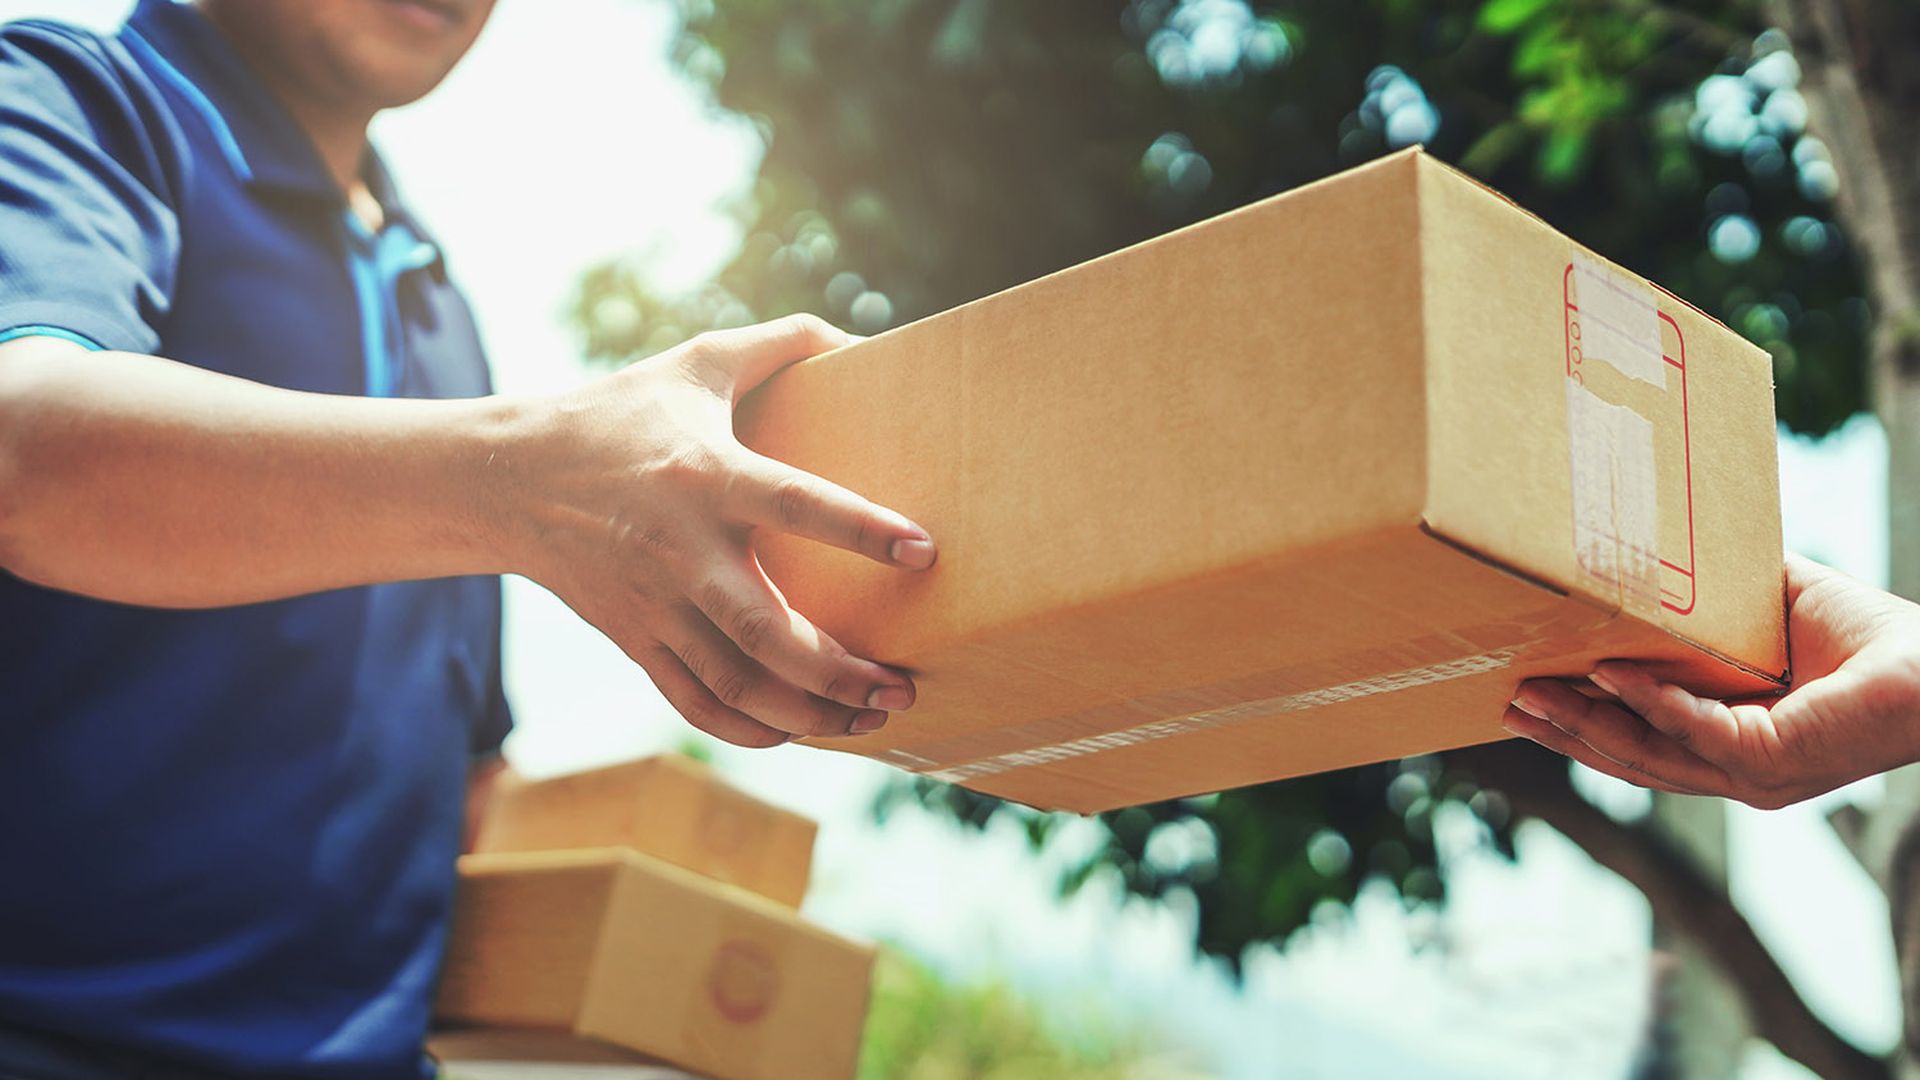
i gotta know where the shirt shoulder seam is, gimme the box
[4,19,129,74]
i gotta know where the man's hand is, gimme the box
[1504,554,1920,809]
[496,314,934,748]
[0,315,930,747]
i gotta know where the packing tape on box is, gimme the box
[1566,253,1664,615]
[1566,381,1661,608]
[882,601,1615,783]
[1571,254,1665,388]
[919,646,1520,784]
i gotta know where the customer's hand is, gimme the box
[1504,554,1920,808]
[499,314,934,748]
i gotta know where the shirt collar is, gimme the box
[121,0,406,216]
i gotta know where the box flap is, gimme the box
[1413,152,1786,681]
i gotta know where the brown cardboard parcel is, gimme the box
[737,147,1788,814]
[473,754,816,908]
[432,849,872,1080]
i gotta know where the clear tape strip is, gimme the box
[1573,253,1665,388]
[876,748,942,769]
[1566,250,1664,612]
[921,648,1518,784]
[1566,380,1661,608]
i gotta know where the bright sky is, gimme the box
[0,3,1901,1077]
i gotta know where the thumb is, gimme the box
[1728,662,1875,760]
[681,314,851,400]
[1783,552,1840,608]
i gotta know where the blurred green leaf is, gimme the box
[1537,123,1592,184]
[858,948,1194,1080]
[672,736,716,765]
[1478,0,1554,34]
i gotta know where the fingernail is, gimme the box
[1510,689,1548,720]
[1588,668,1621,697]
[890,537,937,569]
[1502,719,1545,744]
[851,710,888,734]
[868,684,913,711]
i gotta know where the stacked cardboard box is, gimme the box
[473,754,818,907]
[431,756,872,1080]
[738,147,1788,813]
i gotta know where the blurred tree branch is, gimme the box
[1459,741,1890,1080]
[1771,0,1920,1062]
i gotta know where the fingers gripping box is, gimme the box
[736,147,1788,814]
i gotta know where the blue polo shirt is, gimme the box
[0,2,511,1077]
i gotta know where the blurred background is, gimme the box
[10,1,1915,1076]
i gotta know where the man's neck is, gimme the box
[227,57,383,231]
[275,95,376,198]
[192,1,375,198]
[276,93,386,233]
[347,183,386,235]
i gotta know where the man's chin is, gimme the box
[355,60,464,111]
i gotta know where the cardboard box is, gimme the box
[433,849,873,1080]
[737,147,1788,814]
[473,755,815,908]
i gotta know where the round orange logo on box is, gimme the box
[707,939,779,1023]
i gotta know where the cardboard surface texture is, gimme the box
[472,755,816,908]
[433,849,873,1080]
[737,148,1788,814]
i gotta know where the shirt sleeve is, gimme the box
[470,657,514,759]
[0,22,181,353]
[467,574,514,758]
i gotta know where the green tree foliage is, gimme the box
[876,754,1499,972]
[577,0,1866,430]
[571,0,1870,971]
[859,948,1189,1079]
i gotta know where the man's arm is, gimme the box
[0,335,517,603]
[0,315,934,746]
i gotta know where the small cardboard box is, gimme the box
[432,849,873,1080]
[737,147,1788,814]
[473,755,815,908]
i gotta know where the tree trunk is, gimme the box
[1458,740,1890,1080]
[1648,792,1749,1078]
[1771,0,1920,1065]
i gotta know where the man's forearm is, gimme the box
[0,314,937,747]
[0,336,525,606]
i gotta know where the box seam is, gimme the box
[1418,520,1788,686]
[572,855,628,1041]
